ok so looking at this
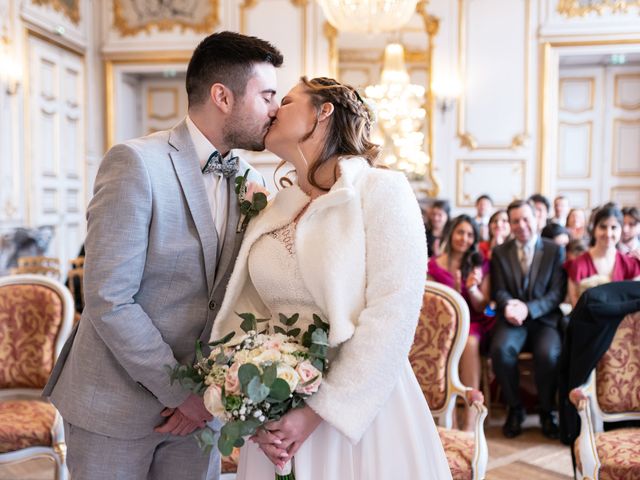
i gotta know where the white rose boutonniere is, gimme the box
[235,169,270,233]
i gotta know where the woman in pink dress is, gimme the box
[428,214,490,430]
[566,204,640,307]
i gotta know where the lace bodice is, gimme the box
[248,223,319,332]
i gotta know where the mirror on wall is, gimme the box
[324,1,440,197]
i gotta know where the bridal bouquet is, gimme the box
[168,312,330,480]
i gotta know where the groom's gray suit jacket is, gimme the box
[44,119,259,439]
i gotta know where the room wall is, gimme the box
[1,0,639,251]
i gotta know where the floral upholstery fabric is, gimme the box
[0,400,56,453]
[410,290,457,411]
[575,428,640,480]
[0,284,63,389]
[596,313,640,413]
[437,426,473,480]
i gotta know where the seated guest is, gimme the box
[551,195,570,226]
[478,209,510,261]
[566,204,640,307]
[490,200,567,439]
[428,214,490,431]
[541,223,570,248]
[425,199,451,258]
[620,206,640,260]
[528,193,551,233]
[566,208,588,242]
[474,194,494,242]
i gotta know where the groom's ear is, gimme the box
[210,83,233,114]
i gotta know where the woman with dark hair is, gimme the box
[427,214,490,430]
[620,206,640,259]
[210,77,451,479]
[425,199,451,257]
[478,209,510,260]
[566,205,640,307]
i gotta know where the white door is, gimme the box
[28,35,85,276]
[141,76,187,135]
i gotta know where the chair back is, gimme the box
[410,281,470,424]
[11,256,61,280]
[595,311,640,415]
[0,275,73,389]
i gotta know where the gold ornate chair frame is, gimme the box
[0,274,74,480]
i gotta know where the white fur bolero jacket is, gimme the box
[210,156,428,444]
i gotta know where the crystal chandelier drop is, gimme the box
[365,43,428,177]
[318,0,419,33]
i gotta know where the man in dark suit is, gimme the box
[490,199,567,439]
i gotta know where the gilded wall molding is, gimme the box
[113,0,219,37]
[614,73,640,110]
[557,0,640,17]
[612,118,640,176]
[147,87,179,121]
[33,0,80,25]
[456,159,526,207]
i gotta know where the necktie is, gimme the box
[202,150,239,178]
[520,243,532,276]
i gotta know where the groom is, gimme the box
[44,31,283,479]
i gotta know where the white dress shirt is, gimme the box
[185,115,229,254]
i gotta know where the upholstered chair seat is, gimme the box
[0,275,73,479]
[0,400,57,453]
[410,281,489,480]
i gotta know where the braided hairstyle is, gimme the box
[300,76,380,191]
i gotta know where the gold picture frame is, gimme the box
[33,0,80,24]
[557,0,640,17]
[113,0,220,37]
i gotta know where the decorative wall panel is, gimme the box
[615,74,640,110]
[559,77,594,113]
[612,119,640,176]
[456,159,525,207]
[557,121,592,178]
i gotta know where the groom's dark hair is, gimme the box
[186,31,283,107]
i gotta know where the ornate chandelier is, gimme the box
[365,43,428,177]
[318,0,419,33]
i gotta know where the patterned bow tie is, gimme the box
[202,150,239,178]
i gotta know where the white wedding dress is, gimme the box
[236,223,452,480]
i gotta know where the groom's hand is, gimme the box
[154,394,212,436]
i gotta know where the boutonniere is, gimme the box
[235,169,269,233]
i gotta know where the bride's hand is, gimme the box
[250,429,289,469]
[264,405,322,462]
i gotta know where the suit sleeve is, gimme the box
[305,171,427,444]
[526,245,567,320]
[491,249,514,313]
[83,144,190,408]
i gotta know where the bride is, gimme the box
[209,76,452,479]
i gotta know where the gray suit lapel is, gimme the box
[168,121,218,292]
[528,238,544,297]
[213,175,242,293]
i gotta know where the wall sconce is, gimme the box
[0,36,22,96]
[431,73,462,116]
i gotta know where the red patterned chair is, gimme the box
[0,274,74,479]
[570,311,640,480]
[410,281,488,480]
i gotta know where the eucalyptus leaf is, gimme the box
[238,312,257,333]
[313,313,330,331]
[238,363,260,392]
[262,363,278,387]
[208,331,236,347]
[274,326,287,335]
[239,418,261,437]
[252,192,268,210]
[287,328,301,338]
[268,378,291,401]
[247,376,270,403]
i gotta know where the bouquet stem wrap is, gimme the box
[275,459,294,479]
